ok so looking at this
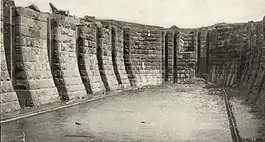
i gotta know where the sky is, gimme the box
[15,0,265,28]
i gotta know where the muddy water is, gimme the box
[2,84,232,142]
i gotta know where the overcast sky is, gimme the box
[16,0,265,28]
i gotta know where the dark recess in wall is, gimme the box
[196,31,201,77]
[164,33,169,82]
[111,28,122,85]
[76,35,93,94]
[97,27,110,91]
[123,28,136,86]
[173,32,177,83]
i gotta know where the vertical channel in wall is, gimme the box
[76,26,92,95]
[173,31,178,83]
[77,24,105,95]
[111,27,122,85]
[96,27,110,91]
[161,31,165,82]
[3,2,15,84]
[0,0,20,113]
[49,16,68,100]
[123,28,136,86]
[205,31,210,81]
[165,31,174,82]
[164,32,169,82]
[196,31,201,77]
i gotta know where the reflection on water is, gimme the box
[1,84,259,142]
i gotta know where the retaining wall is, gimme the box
[126,27,163,87]
[163,30,197,83]
[208,21,265,107]
[175,31,197,83]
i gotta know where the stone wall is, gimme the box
[126,27,163,87]
[207,21,265,107]
[110,25,131,89]
[163,29,197,84]
[175,31,197,83]
[97,25,120,91]
[0,0,20,113]
[3,0,265,114]
[240,21,265,104]
[77,23,105,95]
[13,7,60,107]
[208,23,248,86]
[50,15,87,100]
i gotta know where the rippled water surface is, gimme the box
[2,84,233,142]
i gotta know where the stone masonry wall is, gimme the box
[127,27,163,87]
[208,21,265,108]
[97,25,120,91]
[240,21,265,105]
[3,0,265,114]
[13,7,60,107]
[77,23,105,95]
[163,30,197,84]
[111,25,131,89]
[208,24,247,86]
[0,0,20,113]
[175,31,197,83]
[51,15,87,100]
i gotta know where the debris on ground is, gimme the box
[65,134,95,138]
[75,122,82,125]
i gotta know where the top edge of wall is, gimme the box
[6,0,265,31]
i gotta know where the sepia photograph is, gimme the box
[0,0,265,141]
